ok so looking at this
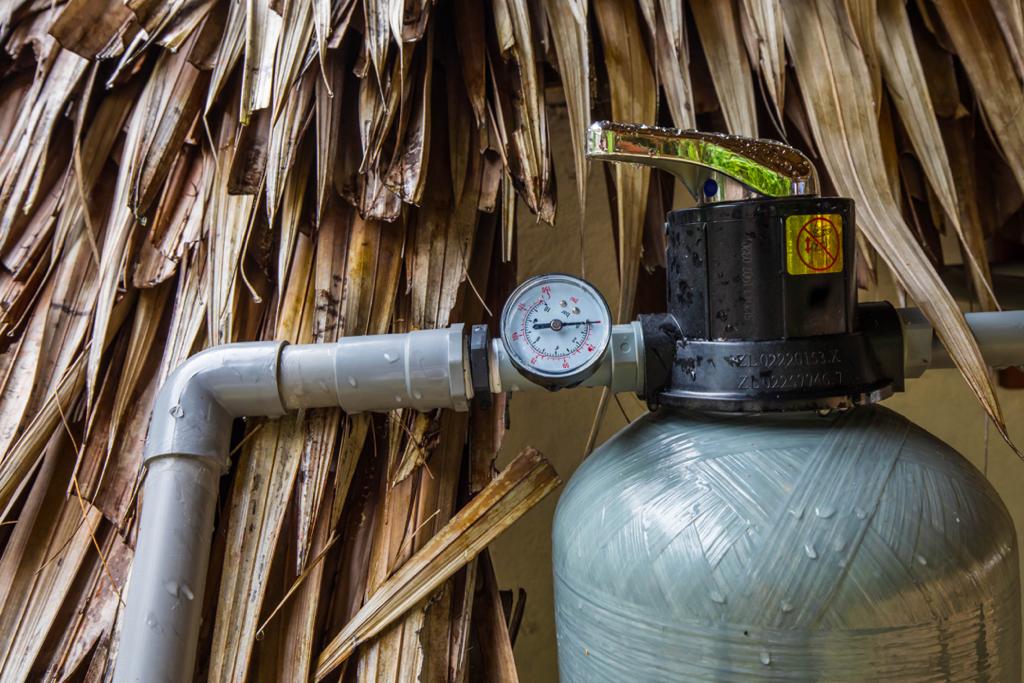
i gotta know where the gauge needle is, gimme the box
[533,320,599,330]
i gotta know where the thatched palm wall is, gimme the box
[0,0,1020,680]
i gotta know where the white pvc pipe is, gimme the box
[115,457,220,683]
[278,327,471,413]
[900,309,1024,376]
[113,328,474,683]
[930,310,1024,370]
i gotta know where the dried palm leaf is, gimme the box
[875,0,997,307]
[314,54,345,224]
[941,117,1000,311]
[932,0,1024,196]
[782,0,1011,446]
[129,55,207,216]
[315,447,560,679]
[471,551,519,683]
[0,49,86,241]
[206,0,245,111]
[639,0,695,130]
[491,0,555,224]
[990,0,1024,83]
[269,0,313,123]
[127,0,217,52]
[133,146,206,288]
[240,0,282,124]
[206,233,314,682]
[593,0,655,324]
[207,109,258,344]
[844,0,882,111]
[544,0,590,218]
[49,0,136,60]
[453,0,487,129]
[355,410,467,682]
[0,431,102,681]
[691,0,758,136]
[739,0,786,127]
[38,522,130,680]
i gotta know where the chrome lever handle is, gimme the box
[586,121,818,204]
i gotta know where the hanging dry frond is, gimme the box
[739,0,785,127]
[691,0,758,136]
[932,0,1024,195]
[206,233,314,682]
[544,0,590,218]
[875,0,997,308]
[315,447,560,680]
[782,0,1011,445]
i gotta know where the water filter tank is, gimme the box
[553,406,1020,681]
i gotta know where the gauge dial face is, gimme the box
[500,274,612,387]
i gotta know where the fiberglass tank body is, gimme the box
[553,405,1020,681]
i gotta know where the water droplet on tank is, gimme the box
[181,584,194,600]
[413,390,423,400]
[853,506,868,519]
[916,554,928,566]
[164,581,179,597]
[780,599,794,613]
[760,649,772,665]
[832,537,846,552]
[384,351,399,363]
[691,503,701,516]
[709,590,726,604]
[788,507,804,520]
[815,506,835,519]
[347,376,358,387]
[394,395,403,404]
[169,404,185,418]
[146,612,158,628]
[804,543,818,560]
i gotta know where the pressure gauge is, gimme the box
[500,274,612,389]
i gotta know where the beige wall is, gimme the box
[490,106,1024,682]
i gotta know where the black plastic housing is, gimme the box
[668,197,855,340]
[646,196,897,412]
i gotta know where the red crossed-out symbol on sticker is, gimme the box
[797,216,839,272]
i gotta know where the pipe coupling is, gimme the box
[278,325,472,413]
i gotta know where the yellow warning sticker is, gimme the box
[785,214,843,275]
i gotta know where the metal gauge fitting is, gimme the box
[500,274,612,390]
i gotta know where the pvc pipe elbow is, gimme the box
[144,342,288,468]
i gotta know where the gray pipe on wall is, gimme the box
[114,341,289,683]
[113,326,477,683]
[114,457,221,683]
[930,310,1024,370]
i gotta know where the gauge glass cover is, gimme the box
[500,274,612,386]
